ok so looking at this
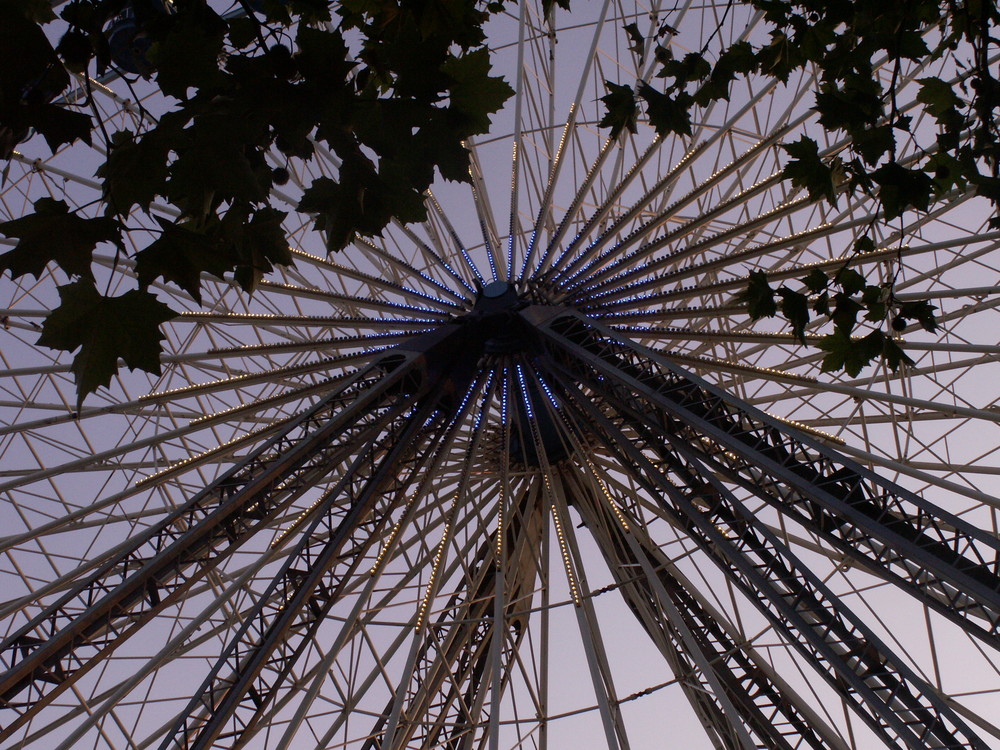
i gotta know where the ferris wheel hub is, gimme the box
[472,280,521,312]
[459,281,530,354]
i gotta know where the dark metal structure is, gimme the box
[3,291,1000,749]
[3,1,1000,748]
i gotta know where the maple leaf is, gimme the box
[599,81,638,138]
[441,49,514,136]
[0,198,122,281]
[37,281,176,409]
[136,217,240,303]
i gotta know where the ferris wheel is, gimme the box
[2,1,1000,748]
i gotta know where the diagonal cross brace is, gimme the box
[546,366,987,750]
[0,346,430,739]
[527,307,1000,642]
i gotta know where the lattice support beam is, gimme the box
[164,387,455,749]
[561,467,847,750]
[157,326,496,749]
[0,356,430,740]
[0,324,478,740]
[528,307,1000,644]
[544,359,989,750]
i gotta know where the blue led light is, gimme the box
[535,373,561,411]
[514,364,534,420]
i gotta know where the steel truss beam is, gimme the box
[7,306,999,749]
[366,373,540,750]
[0,327,465,740]
[526,308,1000,645]
[546,366,988,749]
[523,373,846,750]
[163,373,466,749]
[560,467,847,750]
[373,479,545,750]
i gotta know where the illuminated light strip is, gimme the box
[205,331,427,358]
[271,489,333,550]
[388,368,497,595]
[550,499,581,606]
[515,361,580,604]
[176,311,440,328]
[582,456,630,533]
[573,169,782,288]
[465,150,500,283]
[520,102,575,280]
[558,140,784,291]
[255,280,453,317]
[534,131,621,278]
[187,377,341,426]
[656,350,820,384]
[286,247,463,310]
[762,412,846,446]
[634,219,855,290]
[496,368,510,565]
[514,364,533,420]
[452,374,480,420]
[574,179,805,299]
[698,435,741,463]
[613,326,809,344]
[352,236,468,302]
[507,141,519,280]
[427,188,485,284]
[408,371,493,625]
[417,502,458,629]
[137,352,377,403]
[531,368,631,535]
[270,459,379,550]
[549,138,706,281]
[134,422,282,488]
[471,369,496,433]
[533,371,561,411]
[392,220,477,296]
[494,496,504,566]
[559,154,772,285]
[589,304,746,322]
[370,512,407,575]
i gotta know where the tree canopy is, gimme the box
[599,0,999,375]
[1,0,997,404]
